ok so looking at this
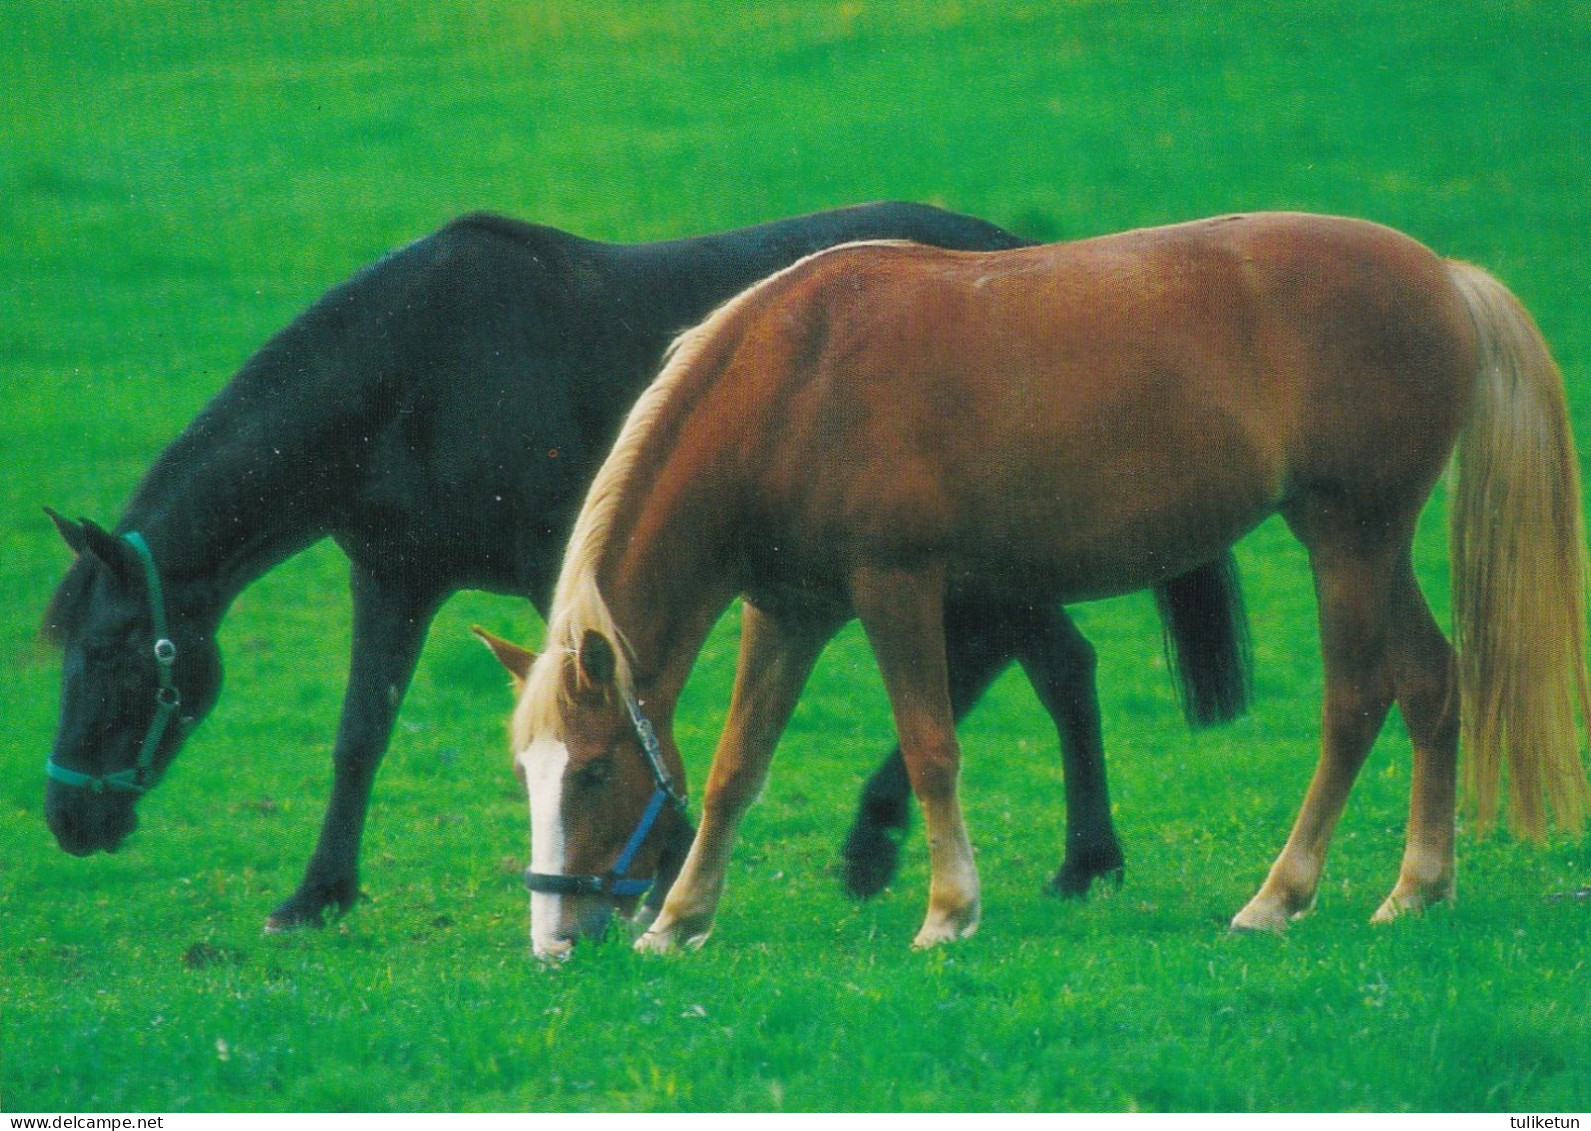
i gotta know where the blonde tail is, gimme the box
[1448,260,1591,838]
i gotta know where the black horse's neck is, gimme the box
[111,427,331,623]
[107,449,324,635]
[98,278,387,623]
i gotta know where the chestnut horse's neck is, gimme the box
[523,228,902,752]
[522,319,760,751]
[603,478,745,719]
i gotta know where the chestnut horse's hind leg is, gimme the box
[638,603,837,953]
[1372,562,1458,922]
[851,565,981,948]
[1232,536,1399,932]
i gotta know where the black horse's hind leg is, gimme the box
[266,564,439,931]
[840,603,1124,900]
[840,601,1017,898]
[1014,609,1124,897]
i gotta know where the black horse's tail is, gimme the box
[1153,552,1253,728]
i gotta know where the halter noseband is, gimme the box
[523,696,689,900]
[46,531,180,795]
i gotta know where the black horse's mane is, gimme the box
[37,216,542,649]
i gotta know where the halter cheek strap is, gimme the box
[523,696,690,900]
[46,531,180,795]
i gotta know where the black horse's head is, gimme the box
[42,511,223,855]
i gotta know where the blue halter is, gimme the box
[46,531,180,795]
[523,696,689,899]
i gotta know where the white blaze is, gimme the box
[521,736,570,959]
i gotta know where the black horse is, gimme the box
[42,203,1251,931]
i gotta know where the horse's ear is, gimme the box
[578,630,617,689]
[44,507,87,555]
[77,519,140,589]
[471,625,535,695]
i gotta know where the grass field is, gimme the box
[5,0,1590,1113]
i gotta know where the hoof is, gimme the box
[264,882,358,933]
[634,903,716,954]
[264,906,330,934]
[634,925,711,954]
[634,929,675,954]
[1229,891,1311,933]
[1046,846,1126,899]
[841,819,904,900]
[911,903,980,949]
[1370,898,1411,925]
[1371,881,1452,924]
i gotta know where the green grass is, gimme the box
[5,0,1590,1113]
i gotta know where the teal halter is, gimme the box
[46,531,180,795]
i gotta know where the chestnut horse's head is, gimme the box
[41,511,222,856]
[480,625,690,961]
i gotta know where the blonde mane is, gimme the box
[512,239,912,749]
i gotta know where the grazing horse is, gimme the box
[508,212,1589,957]
[39,202,1247,931]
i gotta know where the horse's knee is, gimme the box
[902,741,962,801]
[701,763,767,823]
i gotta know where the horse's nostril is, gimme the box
[52,814,96,856]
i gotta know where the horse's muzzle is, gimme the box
[532,897,621,961]
[45,784,137,855]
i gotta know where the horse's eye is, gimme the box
[573,757,613,789]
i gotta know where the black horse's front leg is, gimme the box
[265,565,439,931]
[840,601,1015,898]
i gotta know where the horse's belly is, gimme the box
[964,510,1265,604]
[946,441,1282,605]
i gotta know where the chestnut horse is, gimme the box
[507,212,1589,956]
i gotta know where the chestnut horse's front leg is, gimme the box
[636,602,837,953]
[851,564,980,948]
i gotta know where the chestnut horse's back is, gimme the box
[702,214,1476,603]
